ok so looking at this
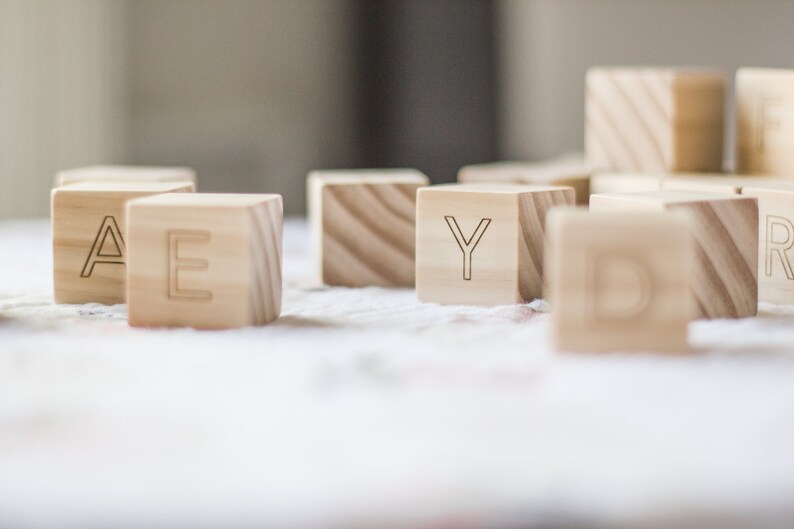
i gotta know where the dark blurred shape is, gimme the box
[355,0,499,183]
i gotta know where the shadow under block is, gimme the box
[416,184,575,306]
[308,169,429,287]
[126,193,283,329]
[55,165,196,188]
[736,68,794,176]
[547,209,690,353]
[586,68,724,173]
[590,191,758,319]
[52,181,195,305]
[457,159,590,204]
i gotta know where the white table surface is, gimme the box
[1,218,794,528]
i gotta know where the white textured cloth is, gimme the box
[1,219,794,528]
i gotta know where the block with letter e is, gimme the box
[546,209,691,353]
[590,191,758,319]
[51,181,195,304]
[126,193,283,329]
[415,184,575,306]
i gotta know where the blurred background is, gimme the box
[2,0,794,218]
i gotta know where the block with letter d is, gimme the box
[547,209,691,353]
[51,181,195,304]
[415,184,575,306]
[126,193,283,329]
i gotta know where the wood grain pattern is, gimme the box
[457,158,590,204]
[547,208,690,353]
[416,183,575,306]
[590,191,758,319]
[736,68,794,176]
[127,193,283,329]
[308,169,428,287]
[55,165,196,188]
[586,68,724,173]
[51,181,194,305]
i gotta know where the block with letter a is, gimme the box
[736,68,794,176]
[126,193,283,329]
[51,181,195,304]
[546,209,691,353]
[415,183,575,306]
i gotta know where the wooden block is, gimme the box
[308,169,428,287]
[416,183,575,306]
[457,158,590,204]
[662,173,793,195]
[586,68,724,173]
[741,186,794,304]
[589,172,663,195]
[547,208,690,353]
[52,181,195,304]
[127,193,283,329]
[590,191,758,319]
[55,165,196,188]
[736,68,794,176]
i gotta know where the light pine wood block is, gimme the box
[52,181,195,305]
[586,68,724,173]
[736,68,794,176]
[126,193,283,329]
[458,158,590,204]
[55,165,196,188]
[308,169,428,287]
[589,172,663,195]
[741,186,794,304]
[547,209,691,353]
[590,191,758,319]
[662,174,793,195]
[416,183,575,306]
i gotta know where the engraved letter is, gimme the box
[444,216,491,280]
[757,95,783,153]
[765,215,794,280]
[589,253,652,322]
[81,216,125,277]
[168,230,212,301]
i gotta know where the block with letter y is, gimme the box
[415,184,575,305]
[126,193,283,329]
[51,181,195,304]
[547,209,691,353]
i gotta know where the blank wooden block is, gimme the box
[589,172,663,195]
[590,191,758,319]
[741,186,794,304]
[586,68,724,173]
[55,165,196,188]
[308,169,428,287]
[127,193,283,329]
[547,208,691,353]
[416,183,575,306]
[51,182,195,305]
[457,158,590,204]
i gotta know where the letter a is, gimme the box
[445,216,491,280]
[765,215,794,279]
[81,216,126,277]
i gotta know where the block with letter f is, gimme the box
[415,184,574,306]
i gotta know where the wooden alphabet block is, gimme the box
[736,68,794,176]
[547,208,691,353]
[308,169,428,287]
[52,181,195,304]
[126,193,283,329]
[741,186,794,304]
[586,68,724,173]
[590,191,758,319]
[589,172,663,194]
[416,183,575,306]
[457,158,590,204]
[55,165,196,188]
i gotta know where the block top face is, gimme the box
[53,181,195,195]
[458,159,590,183]
[128,193,282,209]
[662,175,794,195]
[590,190,754,208]
[308,169,428,186]
[737,67,794,79]
[56,165,196,186]
[420,183,571,196]
[587,67,723,84]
